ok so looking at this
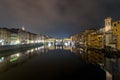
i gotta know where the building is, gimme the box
[105,17,112,32]
[83,29,95,47]
[0,28,11,45]
[69,17,120,50]
[79,33,85,46]
[70,29,95,47]
[0,27,38,45]
[10,28,20,45]
[36,34,45,43]
[18,27,37,44]
[18,28,29,44]
[104,17,116,48]
[70,33,80,45]
[87,30,103,49]
[29,32,37,43]
[112,20,120,50]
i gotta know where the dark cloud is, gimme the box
[0,0,120,38]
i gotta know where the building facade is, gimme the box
[87,31,103,49]
[0,27,38,45]
[70,17,120,50]
[10,28,19,45]
[112,20,120,50]
[104,17,116,48]
[0,28,11,45]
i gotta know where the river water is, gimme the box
[0,45,119,80]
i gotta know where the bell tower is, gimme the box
[105,17,112,32]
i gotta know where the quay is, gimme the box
[0,43,43,53]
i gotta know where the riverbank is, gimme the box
[0,43,43,54]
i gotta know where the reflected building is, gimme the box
[63,46,72,50]
[104,58,120,80]
[69,46,120,80]
[82,49,104,66]
[71,47,81,54]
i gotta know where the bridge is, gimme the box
[44,38,72,46]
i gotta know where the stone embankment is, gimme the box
[0,43,43,53]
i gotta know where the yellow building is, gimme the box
[112,20,120,50]
[70,30,95,47]
[83,29,96,47]
[87,31,103,49]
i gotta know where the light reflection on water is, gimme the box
[0,47,39,73]
[70,46,120,80]
[0,45,119,80]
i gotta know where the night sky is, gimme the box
[0,0,120,38]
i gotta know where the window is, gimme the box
[114,23,116,26]
[118,22,120,24]
[108,22,110,25]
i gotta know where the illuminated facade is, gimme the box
[104,17,116,48]
[112,20,120,50]
[70,30,95,47]
[70,34,80,45]
[29,32,37,43]
[18,28,29,44]
[10,29,19,45]
[87,31,103,49]
[83,30,95,47]
[0,28,11,45]
[18,28,37,44]
[70,17,120,50]
[0,27,37,45]
[105,17,112,32]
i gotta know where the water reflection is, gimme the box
[0,57,4,62]
[0,45,80,74]
[0,47,39,73]
[104,58,120,80]
[44,45,109,80]
[69,46,120,80]
[0,45,119,80]
[45,44,120,80]
[38,45,120,71]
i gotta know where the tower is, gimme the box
[104,17,112,32]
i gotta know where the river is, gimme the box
[0,45,119,80]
